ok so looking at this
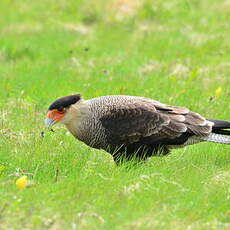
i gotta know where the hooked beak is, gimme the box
[45,110,65,128]
[45,118,56,128]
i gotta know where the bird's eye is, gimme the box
[58,107,65,112]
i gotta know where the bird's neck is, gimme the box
[62,99,89,137]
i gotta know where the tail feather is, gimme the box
[208,119,230,135]
[200,133,230,144]
[197,119,230,144]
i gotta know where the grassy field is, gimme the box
[0,0,230,229]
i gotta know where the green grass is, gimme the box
[0,0,230,229]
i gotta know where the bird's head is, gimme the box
[45,94,82,128]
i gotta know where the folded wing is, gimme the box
[100,98,213,145]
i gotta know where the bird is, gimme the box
[45,94,230,163]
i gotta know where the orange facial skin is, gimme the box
[47,109,65,122]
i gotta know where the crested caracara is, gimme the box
[45,94,230,162]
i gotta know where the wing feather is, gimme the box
[99,97,212,145]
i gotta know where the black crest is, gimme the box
[48,94,81,110]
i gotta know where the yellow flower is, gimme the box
[16,175,28,189]
[215,87,222,97]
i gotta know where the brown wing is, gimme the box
[100,98,213,145]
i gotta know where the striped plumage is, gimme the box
[45,94,230,162]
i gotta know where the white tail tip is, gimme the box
[200,133,230,144]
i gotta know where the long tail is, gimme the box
[209,119,230,135]
[200,119,230,144]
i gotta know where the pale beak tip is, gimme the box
[45,118,55,128]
